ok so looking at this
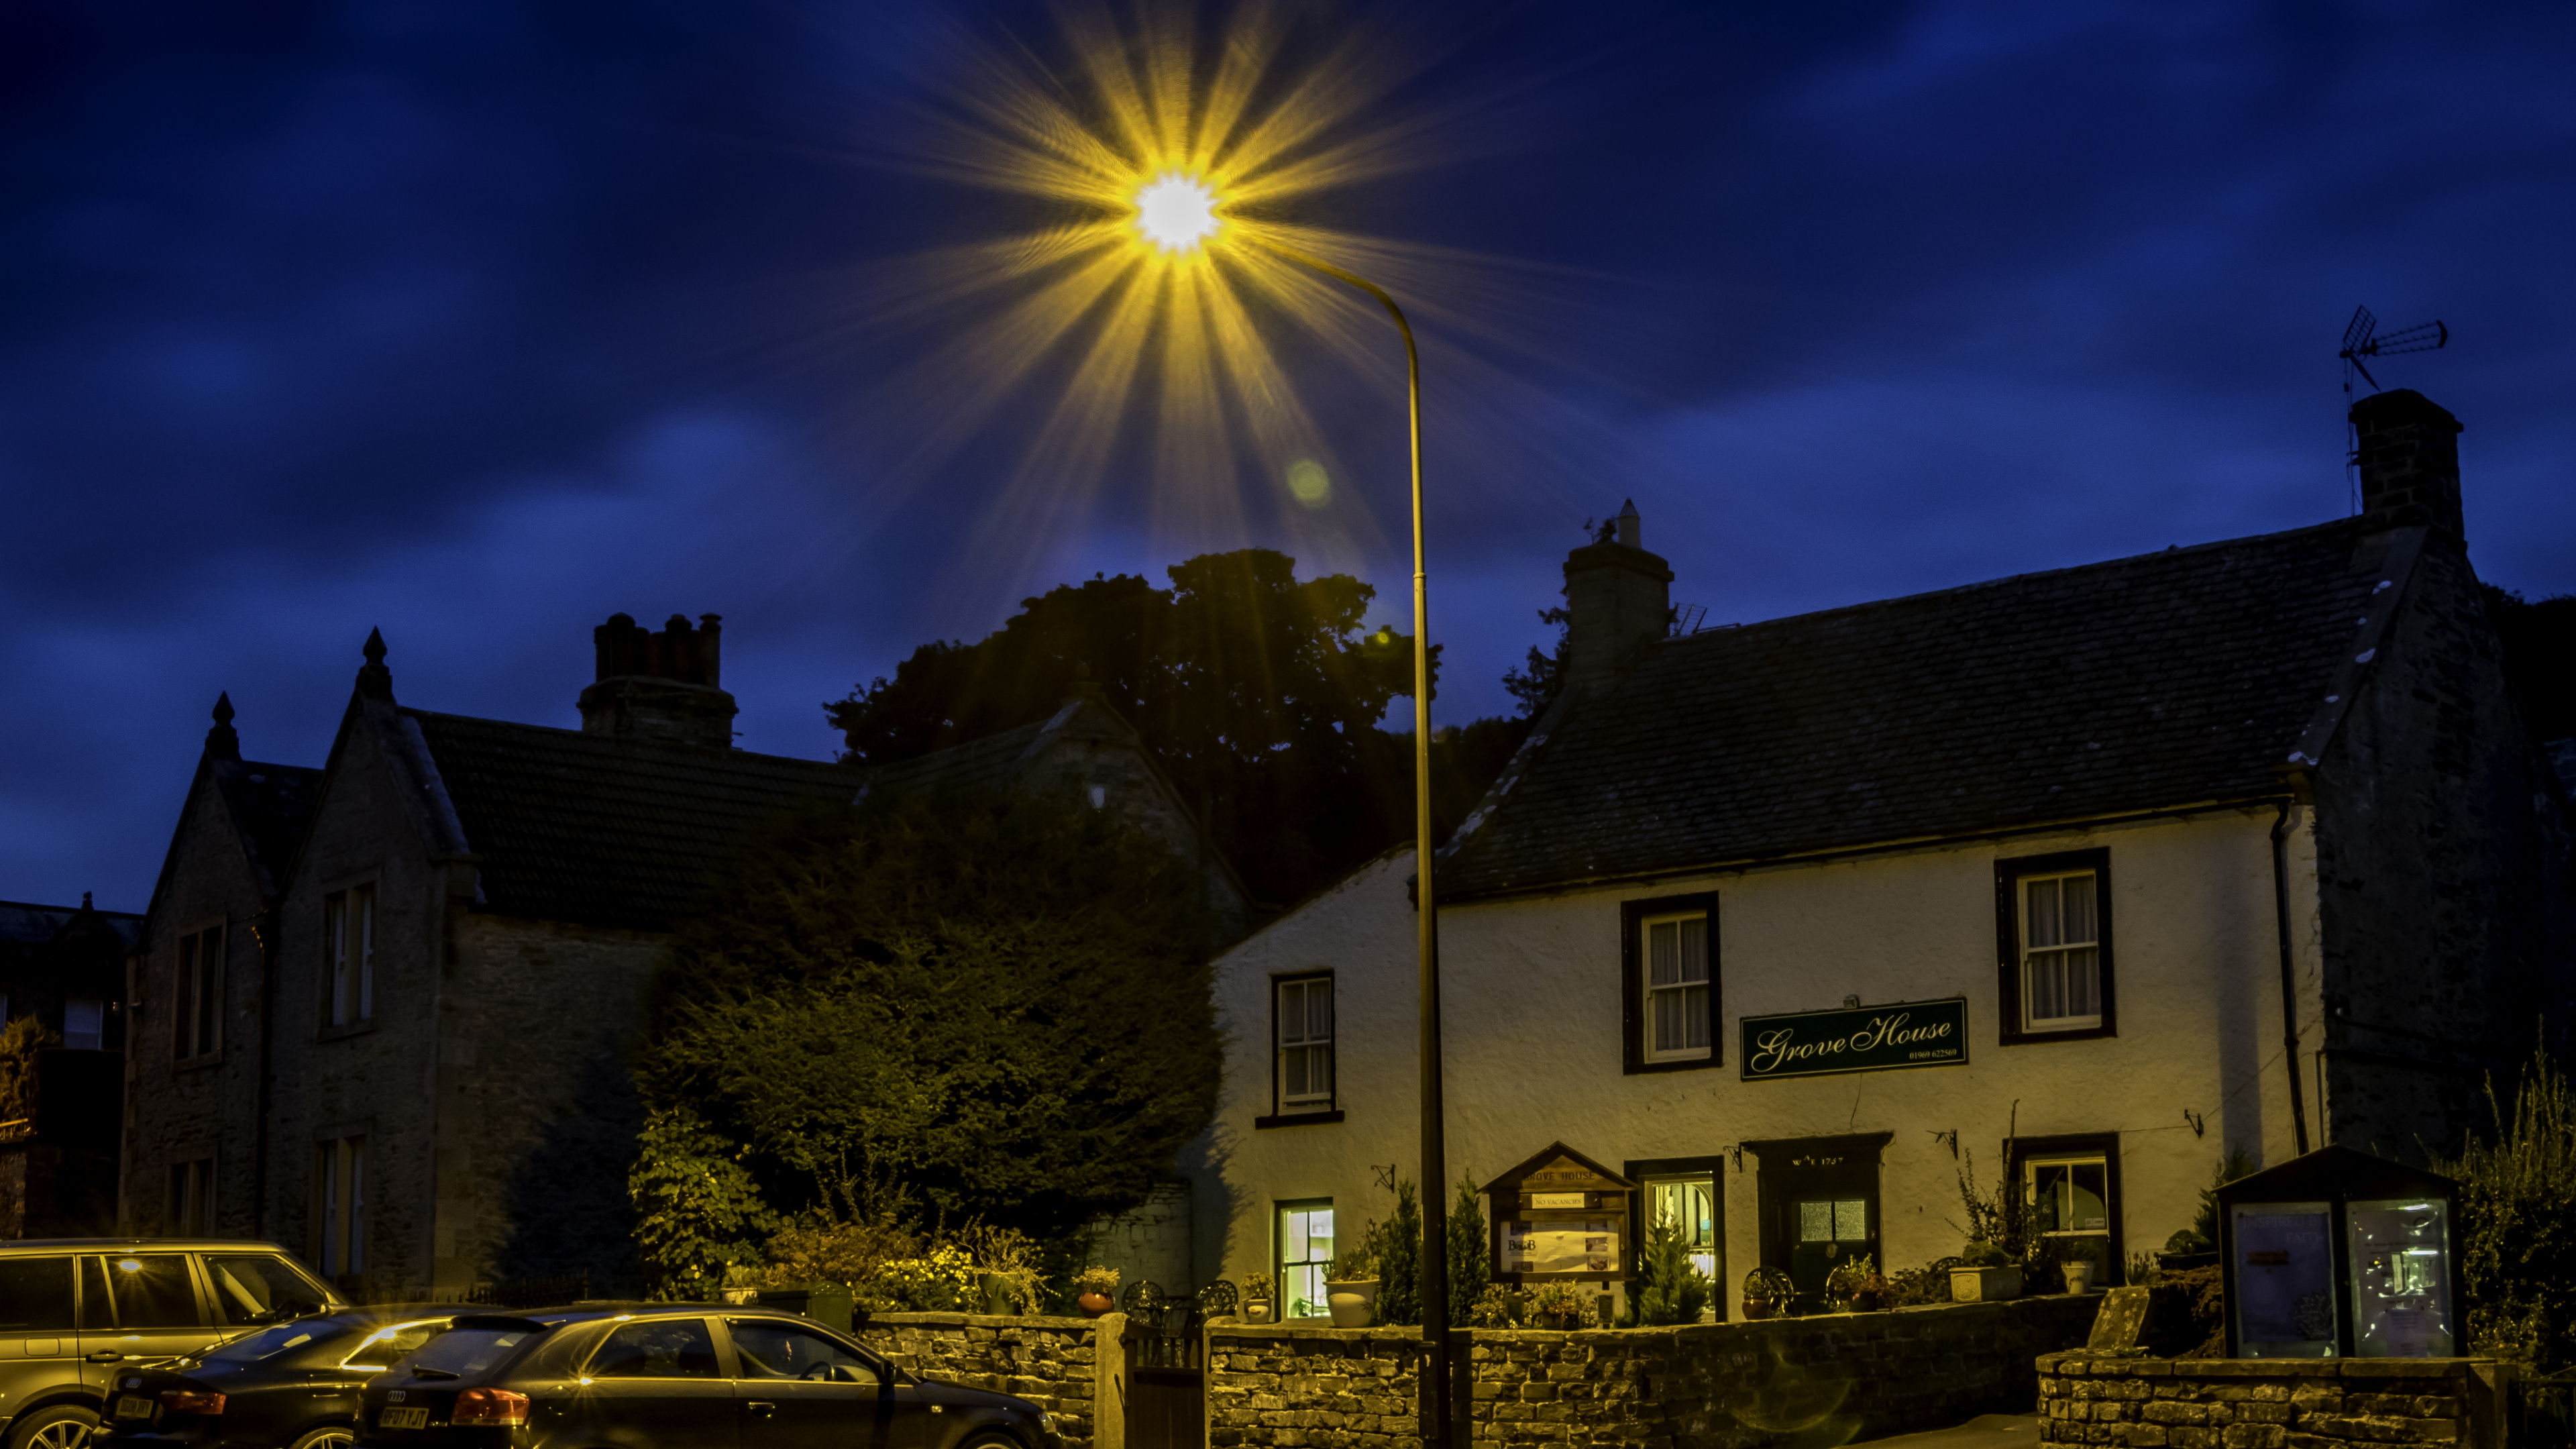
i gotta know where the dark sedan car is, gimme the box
[100,1307,481,1449]
[355,1307,1059,1449]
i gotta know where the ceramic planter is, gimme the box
[2061,1260,2096,1295]
[1076,1291,1115,1318]
[1324,1278,1379,1328]
[1949,1266,2023,1302]
[1244,1301,1273,1323]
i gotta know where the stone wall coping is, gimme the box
[861,1310,1099,1332]
[1205,1295,2063,1347]
[2039,1352,2488,1379]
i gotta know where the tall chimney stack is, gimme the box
[1561,499,1673,692]
[578,611,738,748]
[2351,389,2464,539]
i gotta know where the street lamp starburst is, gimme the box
[1134,172,1221,253]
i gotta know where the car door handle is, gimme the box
[746,1403,776,1419]
[86,1353,122,1363]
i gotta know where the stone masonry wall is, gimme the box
[1208,1296,2099,1449]
[855,1311,1113,1449]
[2037,1352,2501,1449]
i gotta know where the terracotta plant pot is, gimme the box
[1741,1297,1772,1320]
[1076,1291,1114,1318]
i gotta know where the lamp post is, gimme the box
[1137,181,1450,1447]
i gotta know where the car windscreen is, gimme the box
[204,1320,361,1365]
[204,1254,339,1327]
[405,1327,535,1379]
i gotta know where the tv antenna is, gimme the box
[2339,305,2447,398]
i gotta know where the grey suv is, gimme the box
[0,1241,343,1449]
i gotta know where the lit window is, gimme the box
[1275,1201,1334,1320]
[2025,1151,2115,1286]
[1643,1173,1721,1287]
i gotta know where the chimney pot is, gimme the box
[579,609,737,748]
[1615,498,1642,548]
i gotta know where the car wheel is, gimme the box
[9,1405,100,1449]
[956,1434,1022,1449]
[288,1427,357,1449]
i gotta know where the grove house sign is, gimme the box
[1739,997,1971,1081]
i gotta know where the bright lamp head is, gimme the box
[1134,172,1220,252]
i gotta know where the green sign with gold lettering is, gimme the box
[1739,998,1971,1080]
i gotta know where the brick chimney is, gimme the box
[578,612,737,749]
[1561,499,1673,692]
[2351,389,2464,539]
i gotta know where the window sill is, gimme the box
[1999,1024,2114,1046]
[1625,1054,1722,1075]
[172,1055,225,1073]
[315,1020,377,1043]
[1254,1110,1345,1130]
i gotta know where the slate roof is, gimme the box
[1438,518,2391,900]
[0,900,143,953]
[209,759,323,898]
[855,714,1059,797]
[403,711,859,932]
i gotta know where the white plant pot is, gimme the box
[1949,1266,2023,1302]
[2062,1260,2095,1295]
[1245,1301,1273,1324]
[1324,1279,1379,1328]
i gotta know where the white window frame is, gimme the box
[1275,975,1334,1113]
[323,886,376,1030]
[62,996,103,1052]
[1275,1199,1334,1321]
[1640,910,1713,1063]
[2017,869,2102,1032]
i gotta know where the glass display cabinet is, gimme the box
[2214,1145,2459,1359]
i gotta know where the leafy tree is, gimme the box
[827,549,1527,904]
[637,786,1220,1245]
[1501,605,1570,720]
[2482,586,2576,744]
[2435,1046,2576,1367]
[628,1106,777,1300]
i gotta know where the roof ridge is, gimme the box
[402,706,843,770]
[1662,515,2363,652]
[0,898,143,918]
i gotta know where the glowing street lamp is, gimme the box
[1126,174,1452,1441]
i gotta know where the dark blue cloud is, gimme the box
[5,0,2573,908]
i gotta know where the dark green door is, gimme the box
[1786,1195,1876,1311]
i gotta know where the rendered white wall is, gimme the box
[1185,809,2322,1320]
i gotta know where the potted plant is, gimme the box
[1824,1254,1878,1312]
[1741,1266,1792,1320]
[1949,1240,2023,1302]
[1073,1266,1119,1318]
[1527,1281,1591,1331]
[1242,1272,1275,1324]
[1323,1244,1379,1328]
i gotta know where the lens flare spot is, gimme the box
[1285,458,1331,508]
[1134,173,1220,252]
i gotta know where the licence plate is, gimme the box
[114,1397,155,1421]
[380,1408,431,1431]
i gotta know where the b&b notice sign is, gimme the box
[1739,998,1971,1081]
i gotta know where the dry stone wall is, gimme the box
[2037,1353,2502,1449]
[854,1311,1115,1449]
[1207,1297,2099,1449]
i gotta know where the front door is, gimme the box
[1750,1136,1886,1316]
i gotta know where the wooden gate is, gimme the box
[1122,1281,1234,1449]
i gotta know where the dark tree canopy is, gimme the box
[639,787,1221,1244]
[828,548,1528,904]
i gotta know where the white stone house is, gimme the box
[1183,390,2575,1322]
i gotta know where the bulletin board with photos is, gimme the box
[1482,1141,1638,1284]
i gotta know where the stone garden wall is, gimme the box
[853,1310,1122,1449]
[2037,1354,2506,1449]
[1207,1296,2100,1449]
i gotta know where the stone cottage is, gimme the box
[1186,388,2575,1322]
[0,894,141,1236]
[125,611,1243,1290]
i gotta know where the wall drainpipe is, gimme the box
[2272,796,2312,1155]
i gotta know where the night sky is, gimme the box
[8,1,2573,912]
